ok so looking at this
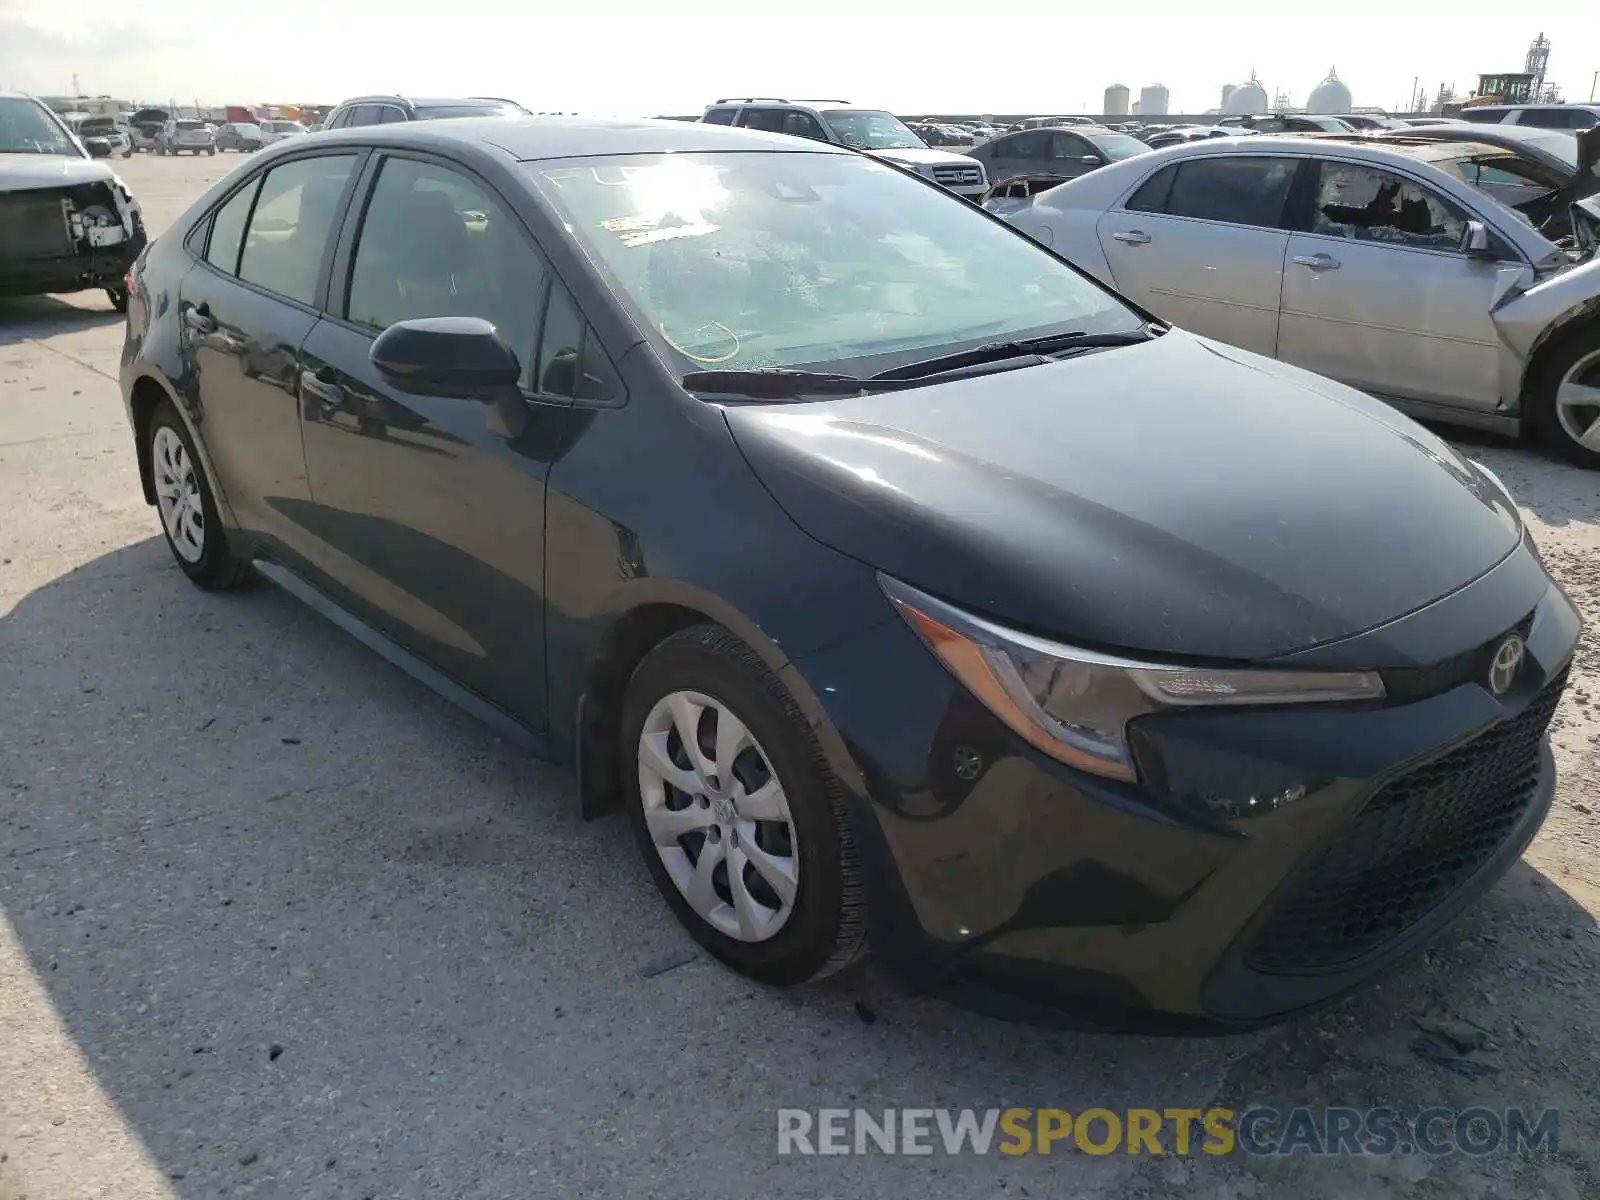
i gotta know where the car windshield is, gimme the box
[415,104,510,120]
[820,109,925,150]
[236,123,262,134]
[1085,131,1151,160]
[0,97,79,155]
[527,151,1143,377]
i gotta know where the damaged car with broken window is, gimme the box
[1,91,147,312]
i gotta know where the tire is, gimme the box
[106,287,128,313]
[207,147,215,156]
[621,624,865,986]
[147,400,252,589]
[1529,323,1600,471]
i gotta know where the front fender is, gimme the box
[1495,258,1600,407]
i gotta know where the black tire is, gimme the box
[147,399,252,589]
[1529,323,1600,471]
[207,147,215,156]
[621,624,865,986]
[106,287,128,313]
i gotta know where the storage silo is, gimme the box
[1221,83,1237,109]
[1305,68,1353,114]
[1139,84,1170,117]
[1104,84,1130,117]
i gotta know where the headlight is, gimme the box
[880,575,1384,783]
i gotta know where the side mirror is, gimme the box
[369,317,521,399]
[1460,220,1494,257]
[84,137,112,158]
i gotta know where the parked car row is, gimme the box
[115,112,1582,1035]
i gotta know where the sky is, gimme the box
[0,0,1593,116]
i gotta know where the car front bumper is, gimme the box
[790,540,1579,1032]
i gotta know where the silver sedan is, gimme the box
[998,135,1600,468]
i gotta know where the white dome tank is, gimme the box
[1224,74,1269,115]
[1306,68,1352,114]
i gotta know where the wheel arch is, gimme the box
[570,580,869,823]
[126,369,240,528]
[1516,298,1600,418]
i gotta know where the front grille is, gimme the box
[1244,669,1567,974]
[0,191,73,259]
[931,165,982,186]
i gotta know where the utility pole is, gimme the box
[1591,70,1598,102]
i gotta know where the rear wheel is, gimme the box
[1530,325,1600,470]
[621,624,865,986]
[148,400,251,588]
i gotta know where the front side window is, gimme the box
[1310,162,1467,251]
[205,179,261,274]
[0,98,81,154]
[1003,131,1048,160]
[528,151,1142,376]
[738,109,789,135]
[820,109,925,151]
[347,157,546,382]
[1049,132,1094,161]
[237,154,358,304]
[1164,156,1296,227]
[780,112,827,141]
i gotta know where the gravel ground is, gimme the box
[2,153,1597,1200]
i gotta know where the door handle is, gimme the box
[181,303,216,334]
[300,368,345,412]
[1112,230,1151,245]
[1293,253,1341,271]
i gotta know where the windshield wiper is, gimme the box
[681,368,891,399]
[869,326,1164,382]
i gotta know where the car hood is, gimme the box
[723,332,1522,662]
[0,153,110,192]
[868,146,979,168]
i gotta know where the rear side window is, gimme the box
[1164,157,1296,227]
[348,105,383,127]
[1125,164,1177,212]
[702,107,736,125]
[237,154,359,305]
[205,179,260,274]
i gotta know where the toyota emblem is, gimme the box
[1487,634,1525,697]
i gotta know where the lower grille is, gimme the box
[0,191,73,259]
[1244,669,1567,974]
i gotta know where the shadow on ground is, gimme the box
[0,295,124,347]
[1,540,1595,1198]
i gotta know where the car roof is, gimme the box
[303,114,854,160]
[334,95,510,108]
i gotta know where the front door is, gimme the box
[1277,160,1517,410]
[297,153,581,730]
[177,151,363,571]
[1097,155,1298,357]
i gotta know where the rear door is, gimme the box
[1096,154,1299,357]
[1277,158,1519,411]
[297,152,612,729]
[176,150,364,573]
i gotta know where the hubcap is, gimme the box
[1555,348,1600,454]
[637,690,799,942]
[151,426,205,563]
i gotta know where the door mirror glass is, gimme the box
[370,317,522,398]
[1460,219,1493,256]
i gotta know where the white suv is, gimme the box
[700,98,988,199]
[1460,104,1600,131]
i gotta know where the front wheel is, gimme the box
[1530,325,1600,470]
[147,400,251,588]
[206,147,215,155]
[621,625,865,986]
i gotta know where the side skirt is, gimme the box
[251,558,569,767]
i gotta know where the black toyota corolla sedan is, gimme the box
[120,116,1580,1032]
